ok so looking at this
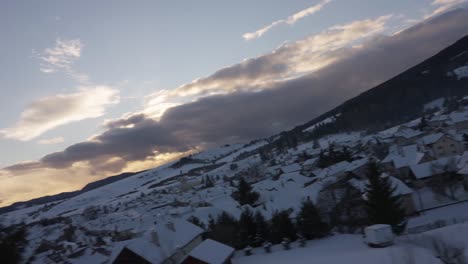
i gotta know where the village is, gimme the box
[3,97,468,263]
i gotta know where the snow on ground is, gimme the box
[303,113,341,132]
[408,199,468,228]
[233,234,439,264]
[424,98,445,111]
[216,141,268,163]
[234,221,468,264]
[192,143,244,161]
[318,131,363,148]
[453,65,468,80]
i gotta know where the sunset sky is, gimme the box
[1,0,468,206]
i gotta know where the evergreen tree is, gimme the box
[205,176,215,188]
[233,177,259,206]
[313,139,320,149]
[187,216,206,229]
[0,225,27,264]
[238,208,257,248]
[365,162,407,234]
[208,215,216,231]
[463,134,468,149]
[418,115,428,130]
[270,210,297,244]
[253,211,269,246]
[296,199,329,239]
[207,212,239,248]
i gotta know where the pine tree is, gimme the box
[238,208,256,248]
[207,212,239,248]
[365,162,407,234]
[205,176,215,188]
[253,211,269,246]
[296,199,329,239]
[187,216,206,229]
[233,177,259,206]
[270,210,297,244]
[418,115,428,130]
[463,134,468,149]
[0,226,27,264]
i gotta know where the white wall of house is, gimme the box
[431,136,464,158]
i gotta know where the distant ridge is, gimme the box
[299,34,468,135]
[0,170,145,214]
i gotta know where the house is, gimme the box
[345,158,369,179]
[110,220,204,264]
[419,133,464,158]
[349,174,415,215]
[317,161,350,181]
[182,239,235,264]
[381,144,431,180]
[428,114,449,127]
[393,127,424,146]
[279,163,302,174]
[302,157,318,172]
[409,156,460,187]
[448,111,468,131]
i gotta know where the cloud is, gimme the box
[146,15,393,118]
[0,150,189,207]
[243,0,332,40]
[38,137,65,145]
[426,0,467,18]
[35,38,91,84]
[3,8,468,206]
[1,86,120,141]
[38,38,83,73]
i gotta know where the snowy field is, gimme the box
[234,222,468,264]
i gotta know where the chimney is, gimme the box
[151,230,160,246]
[166,220,176,232]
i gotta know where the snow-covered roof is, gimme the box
[410,156,459,179]
[281,172,310,185]
[394,128,423,139]
[453,65,468,80]
[424,98,445,111]
[382,144,425,169]
[280,163,302,173]
[366,224,392,230]
[109,219,203,264]
[345,158,369,172]
[318,161,350,179]
[429,114,449,122]
[419,133,444,145]
[349,175,412,197]
[448,111,468,124]
[188,239,234,264]
[303,157,318,166]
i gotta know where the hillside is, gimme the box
[0,171,144,215]
[3,34,468,264]
[300,34,468,135]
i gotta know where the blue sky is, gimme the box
[1,0,467,205]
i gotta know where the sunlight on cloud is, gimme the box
[426,0,467,18]
[146,15,393,118]
[1,86,120,141]
[0,150,190,206]
[35,38,91,84]
[243,0,332,40]
[38,137,65,145]
[38,38,83,73]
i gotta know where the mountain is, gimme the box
[3,33,468,264]
[299,34,468,135]
[0,170,145,214]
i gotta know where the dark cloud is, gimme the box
[4,8,468,174]
[41,115,187,169]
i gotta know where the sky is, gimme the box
[1,0,468,206]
